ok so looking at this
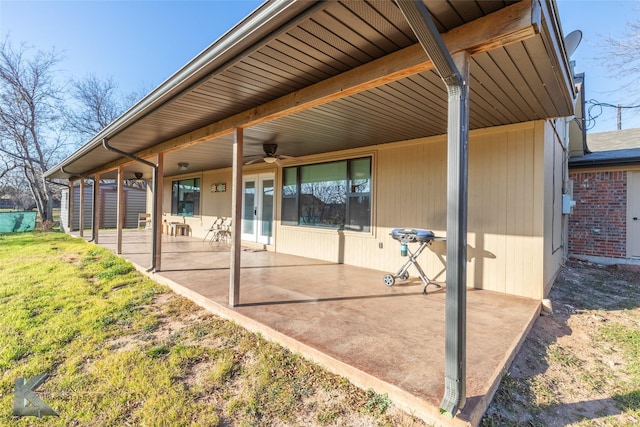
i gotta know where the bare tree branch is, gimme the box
[0,37,64,220]
[65,74,138,141]
[601,19,640,96]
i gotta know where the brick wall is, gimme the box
[568,170,627,258]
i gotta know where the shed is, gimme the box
[59,182,147,232]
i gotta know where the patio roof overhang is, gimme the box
[45,0,576,181]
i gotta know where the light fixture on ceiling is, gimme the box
[263,156,277,164]
[178,162,189,171]
[134,172,143,180]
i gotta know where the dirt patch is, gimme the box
[482,259,640,426]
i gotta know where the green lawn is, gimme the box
[0,232,424,426]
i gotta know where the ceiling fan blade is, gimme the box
[244,157,263,165]
[275,158,283,167]
[279,155,297,159]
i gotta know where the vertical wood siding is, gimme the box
[69,185,147,230]
[542,121,568,298]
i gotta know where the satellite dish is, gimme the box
[564,30,582,58]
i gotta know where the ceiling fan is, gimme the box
[245,143,295,166]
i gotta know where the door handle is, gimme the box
[254,208,258,216]
[634,217,639,221]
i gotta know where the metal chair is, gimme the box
[217,218,232,243]
[203,217,223,241]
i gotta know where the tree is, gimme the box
[0,174,35,210]
[603,21,640,95]
[0,38,66,221]
[64,75,147,191]
[65,74,138,140]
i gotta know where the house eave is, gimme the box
[45,0,576,182]
[45,0,319,180]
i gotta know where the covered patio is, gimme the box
[79,228,540,426]
[47,1,579,424]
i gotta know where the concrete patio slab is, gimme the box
[79,229,540,426]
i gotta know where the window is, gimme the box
[172,178,200,216]
[281,157,371,231]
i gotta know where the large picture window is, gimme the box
[172,178,200,216]
[281,157,371,232]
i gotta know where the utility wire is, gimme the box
[580,99,640,131]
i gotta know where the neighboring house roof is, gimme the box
[569,147,640,168]
[45,0,576,181]
[586,128,640,151]
[569,128,640,168]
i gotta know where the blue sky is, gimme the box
[558,0,640,133]
[0,0,263,95]
[1,0,639,134]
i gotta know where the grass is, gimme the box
[0,232,424,426]
[600,322,640,413]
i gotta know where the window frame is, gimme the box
[281,156,371,232]
[171,177,201,217]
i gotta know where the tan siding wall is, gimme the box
[275,122,548,299]
[373,136,447,279]
[542,120,568,298]
[467,124,545,297]
[275,227,344,263]
[191,169,234,237]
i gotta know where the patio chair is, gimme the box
[203,217,223,241]
[208,217,232,244]
[138,213,151,229]
[217,217,232,243]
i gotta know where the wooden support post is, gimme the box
[229,127,243,307]
[116,166,124,254]
[94,174,101,244]
[68,178,75,232]
[154,153,164,271]
[79,178,85,237]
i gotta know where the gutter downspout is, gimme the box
[61,167,97,242]
[395,0,469,418]
[102,138,159,272]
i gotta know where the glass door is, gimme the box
[259,175,274,244]
[241,173,274,245]
[241,178,256,241]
